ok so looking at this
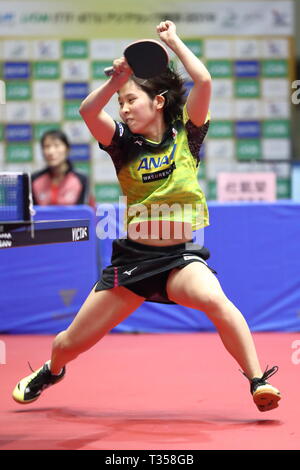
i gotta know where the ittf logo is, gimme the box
[72,227,88,242]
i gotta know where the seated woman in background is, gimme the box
[32,129,94,206]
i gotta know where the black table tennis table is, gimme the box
[0,219,90,249]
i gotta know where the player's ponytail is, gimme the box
[131,67,186,125]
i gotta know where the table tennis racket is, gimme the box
[104,39,169,79]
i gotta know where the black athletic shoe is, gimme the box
[12,361,65,404]
[242,366,281,412]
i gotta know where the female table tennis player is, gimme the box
[13,21,281,412]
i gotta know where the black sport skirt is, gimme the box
[94,237,217,305]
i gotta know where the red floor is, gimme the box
[0,332,299,450]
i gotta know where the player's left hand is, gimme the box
[156,20,178,46]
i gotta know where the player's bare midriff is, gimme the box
[127,220,193,246]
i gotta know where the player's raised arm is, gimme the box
[157,20,212,127]
[79,58,132,146]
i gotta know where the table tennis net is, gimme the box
[0,172,33,222]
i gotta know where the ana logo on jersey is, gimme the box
[137,143,177,171]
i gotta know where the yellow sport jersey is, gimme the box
[99,104,210,231]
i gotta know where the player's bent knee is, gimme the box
[195,292,230,315]
[200,297,238,326]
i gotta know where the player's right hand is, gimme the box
[110,57,133,87]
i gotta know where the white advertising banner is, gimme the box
[0,1,294,37]
[217,172,276,202]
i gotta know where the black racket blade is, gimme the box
[104,39,169,79]
[124,40,169,79]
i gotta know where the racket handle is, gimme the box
[104,66,114,77]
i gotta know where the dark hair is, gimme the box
[131,66,186,125]
[40,129,70,149]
